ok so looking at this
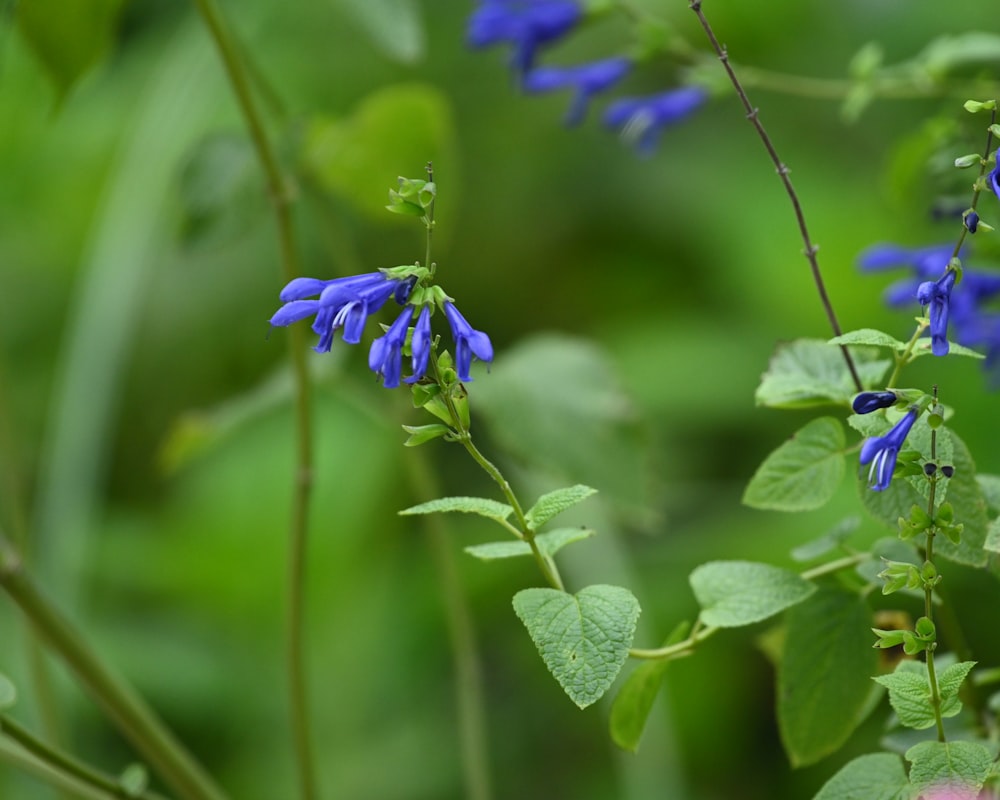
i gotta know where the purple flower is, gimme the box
[524,57,632,125]
[443,302,493,382]
[858,243,954,309]
[467,0,582,77]
[859,408,919,492]
[603,86,707,157]
[270,272,402,352]
[369,307,414,388]
[405,305,433,384]
[965,210,980,233]
[989,157,1000,202]
[852,391,897,414]
[917,270,957,356]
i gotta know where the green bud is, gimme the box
[927,412,944,430]
[990,124,1000,139]
[954,153,983,168]
[936,503,954,524]
[920,560,938,583]
[871,628,906,649]
[914,616,936,639]
[901,630,927,656]
[942,523,964,545]
[909,505,933,529]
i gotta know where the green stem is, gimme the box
[404,453,493,800]
[924,419,947,743]
[885,320,929,388]
[188,1,317,797]
[1,737,110,800]
[1,714,169,800]
[0,536,227,800]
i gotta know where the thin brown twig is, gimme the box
[689,0,863,393]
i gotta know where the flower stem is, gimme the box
[688,0,862,393]
[886,319,930,388]
[0,713,170,800]
[0,535,228,800]
[924,415,947,744]
[189,1,317,796]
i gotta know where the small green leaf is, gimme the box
[779,589,879,766]
[755,339,890,409]
[399,496,512,524]
[513,585,640,709]
[874,661,957,730]
[690,561,816,628]
[811,752,909,800]
[906,740,994,797]
[829,329,907,351]
[524,485,597,530]
[938,661,977,701]
[609,622,689,753]
[742,417,846,511]
[464,528,595,561]
[0,673,16,710]
[401,423,452,446]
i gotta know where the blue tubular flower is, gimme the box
[443,302,493,382]
[369,307,414,388]
[467,0,582,77]
[603,86,708,156]
[852,391,898,414]
[859,408,919,492]
[917,270,957,356]
[405,305,433,384]
[989,157,1000,202]
[270,272,401,352]
[523,57,632,125]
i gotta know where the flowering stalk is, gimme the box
[688,0,862,393]
[188,1,316,797]
[923,406,947,743]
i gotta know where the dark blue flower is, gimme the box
[965,210,980,233]
[603,86,707,156]
[852,391,898,414]
[859,408,919,492]
[443,302,493,382]
[917,270,957,356]
[270,272,402,352]
[405,305,433,384]
[369,307,414,388]
[467,0,582,77]
[989,158,1000,202]
[524,57,632,125]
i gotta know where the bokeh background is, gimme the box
[2,0,1000,798]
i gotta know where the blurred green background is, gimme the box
[2,0,1000,798]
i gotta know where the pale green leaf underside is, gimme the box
[811,752,909,800]
[513,585,640,709]
[743,417,846,511]
[690,561,816,628]
[464,528,595,561]
[525,484,597,530]
[0,673,16,710]
[906,740,994,796]
[399,496,512,523]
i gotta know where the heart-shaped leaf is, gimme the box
[513,584,640,709]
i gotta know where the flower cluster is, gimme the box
[269,270,493,388]
[466,0,707,155]
[859,243,1000,382]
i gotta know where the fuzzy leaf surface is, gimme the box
[513,585,640,709]
[690,561,815,628]
[525,485,597,530]
[906,740,994,797]
[464,528,595,561]
[743,417,846,511]
[811,752,910,800]
[399,496,512,524]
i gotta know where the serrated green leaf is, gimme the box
[779,589,878,766]
[15,0,125,99]
[399,496,512,523]
[933,431,989,568]
[829,329,908,351]
[464,528,595,561]
[0,673,16,710]
[755,339,890,409]
[690,561,816,628]
[938,661,977,701]
[742,417,846,511]
[911,340,985,360]
[525,485,597,530]
[337,0,425,64]
[811,752,910,800]
[513,585,640,709]
[873,661,960,730]
[906,740,994,797]
[609,622,689,754]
